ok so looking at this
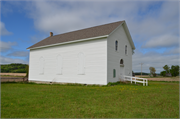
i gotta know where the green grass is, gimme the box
[1,81,179,118]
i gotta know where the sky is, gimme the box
[0,0,179,73]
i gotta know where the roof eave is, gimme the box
[27,35,109,50]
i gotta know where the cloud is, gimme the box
[24,1,147,34]
[30,35,47,44]
[1,2,13,16]
[129,1,178,42]
[132,50,179,73]
[0,41,16,52]
[142,34,179,48]
[23,1,178,44]
[163,47,180,55]
[0,21,13,35]
[0,56,28,64]
[7,51,29,57]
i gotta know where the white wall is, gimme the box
[107,23,133,83]
[29,38,107,85]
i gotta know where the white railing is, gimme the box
[124,75,148,86]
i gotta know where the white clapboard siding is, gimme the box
[107,23,133,83]
[29,38,107,85]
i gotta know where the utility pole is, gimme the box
[139,63,143,77]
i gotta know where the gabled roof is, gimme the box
[27,21,124,49]
[27,20,135,50]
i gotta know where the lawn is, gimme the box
[1,81,179,118]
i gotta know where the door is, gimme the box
[119,59,124,81]
[119,66,124,81]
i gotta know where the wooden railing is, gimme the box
[124,75,148,86]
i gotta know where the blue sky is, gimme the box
[0,0,179,73]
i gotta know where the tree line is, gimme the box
[149,65,179,77]
[1,63,28,73]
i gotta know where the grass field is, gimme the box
[1,81,179,118]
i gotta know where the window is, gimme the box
[125,45,127,55]
[78,52,85,75]
[115,41,118,51]
[57,55,62,75]
[120,59,123,64]
[39,57,44,74]
[113,69,116,78]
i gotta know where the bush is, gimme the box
[160,71,166,77]
[170,65,179,77]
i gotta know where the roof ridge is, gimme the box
[50,20,124,37]
[27,20,124,49]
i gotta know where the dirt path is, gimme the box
[146,78,179,81]
[0,73,26,76]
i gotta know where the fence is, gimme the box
[124,75,148,86]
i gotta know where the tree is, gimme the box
[170,65,179,77]
[149,67,156,77]
[163,65,170,73]
[160,71,166,77]
[26,65,29,77]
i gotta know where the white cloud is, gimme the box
[0,56,28,64]
[129,1,178,42]
[163,47,180,55]
[1,2,13,15]
[0,41,16,52]
[132,50,179,73]
[24,1,145,34]
[142,34,179,48]
[0,21,13,35]
[23,1,178,45]
[30,35,47,44]
[7,51,29,57]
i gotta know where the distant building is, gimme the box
[166,73,172,77]
[27,21,135,85]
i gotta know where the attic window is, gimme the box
[115,41,118,51]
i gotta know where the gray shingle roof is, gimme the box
[27,20,124,49]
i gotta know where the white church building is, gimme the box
[27,20,135,85]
